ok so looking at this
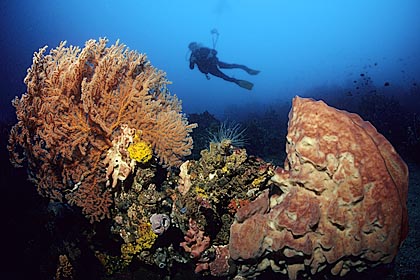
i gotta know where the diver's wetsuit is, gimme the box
[189,45,259,90]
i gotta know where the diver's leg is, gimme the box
[218,61,246,70]
[218,61,260,75]
[209,67,254,90]
[209,67,237,82]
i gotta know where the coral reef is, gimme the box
[168,137,275,275]
[6,38,410,279]
[92,96,408,279]
[7,38,196,222]
[171,138,275,246]
[229,96,409,279]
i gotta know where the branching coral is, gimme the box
[8,38,196,222]
[180,218,210,259]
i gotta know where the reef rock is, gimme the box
[229,96,408,279]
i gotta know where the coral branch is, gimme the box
[180,218,210,259]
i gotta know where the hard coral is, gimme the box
[229,96,409,279]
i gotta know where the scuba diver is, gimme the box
[188,41,260,90]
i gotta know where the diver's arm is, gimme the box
[189,55,196,69]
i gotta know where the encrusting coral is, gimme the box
[7,38,197,222]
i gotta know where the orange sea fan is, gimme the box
[8,38,196,222]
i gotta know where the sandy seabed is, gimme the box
[390,160,420,279]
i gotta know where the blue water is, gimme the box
[1,0,419,121]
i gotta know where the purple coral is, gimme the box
[150,213,171,235]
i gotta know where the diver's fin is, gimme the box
[236,80,254,90]
[247,69,260,75]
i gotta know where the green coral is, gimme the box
[127,134,153,163]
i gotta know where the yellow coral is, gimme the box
[136,222,158,250]
[195,186,208,199]
[251,176,266,187]
[127,136,153,163]
[120,222,157,265]
[221,165,229,174]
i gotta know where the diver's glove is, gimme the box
[205,74,210,80]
